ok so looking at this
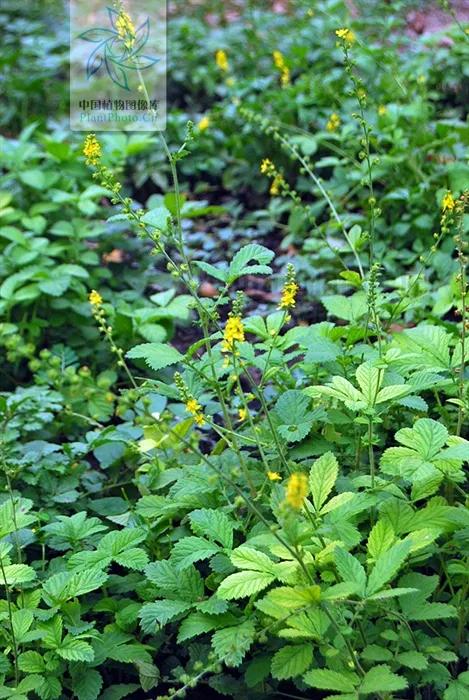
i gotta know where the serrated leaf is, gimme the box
[189,509,234,549]
[138,600,191,632]
[73,669,103,700]
[194,261,228,283]
[359,665,408,694]
[141,205,171,231]
[126,343,182,372]
[17,651,45,674]
[98,528,146,556]
[366,540,411,596]
[309,452,338,511]
[366,587,417,601]
[406,602,457,620]
[171,536,220,570]
[177,611,229,643]
[114,548,149,571]
[212,620,255,667]
[218,570,275,600]
[334,548,366,596]
[230,547,275,574]
[356,362,382,404]
[271,644,313,679]
[228,244,274,282]
[396,651,428,670]
[12,610,34,643]
[275,390,315,443]
[2,564,36,586]
[367,520,395,562]
[56,638,94,662]
[303,668,359,692]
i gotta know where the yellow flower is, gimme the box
[378,105,387,116]
[238,408,247,421]
[198,116,210,131]
[267,471,282,481]
[270,175,282,196]
[186,398,201,415]
[335,27,355,44]
[116,10,136,50]
[88,289,103,307]
[326,113,341,132]
[273,50,285,70]
[272,51,290,86]
[222,315,245,352]
[185,398,205,426]
[83,134,102,166]
[442,191,455,212]
[285,472,308,509]
[260,158,273,174]
[278,281,299,310]
[226,77,235,87]
[215,49,229,72]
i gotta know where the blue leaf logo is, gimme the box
[77,7,159,91]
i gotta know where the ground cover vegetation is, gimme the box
[0,0,468,698]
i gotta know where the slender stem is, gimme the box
[0,556,19,686]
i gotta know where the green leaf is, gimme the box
[126,343,182,372]
[114,548,149,571]
[303,669,359,692]
[171,536,220,570]
[334,548,366,596]
[177,611,231,643]
[2,564,36,585]
[367,520,395,562]
[98,528,147,555]
[396,651,428,670]
[218,570,275,600]
[189,509,234,549]
[72,670,103,700]
[359,665,408,694]
[12,610,34,643]
[138,600,191,632]
[99,684,140,700]
[309,452,338,511]
[141,205,171,231]
[444,673,469,700]
[17,652,45,674]
[307,376,365,411]
[228,244,274,282]
[275,390,315,443]
[19,169,46,190]
[212,620,255,667]
[375,384,410,404]
[230,547,275,574]
[406,602,457,620]
[396,418,448,459]
[355,362,382,404]
[271,644,313,680]
[56,638,94,662]
[366,541,411,596]
[366,587,418,601]
[322,292,367,321]
[194,261,228,283]
[42,568,108,605]
[145,562,204,603]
